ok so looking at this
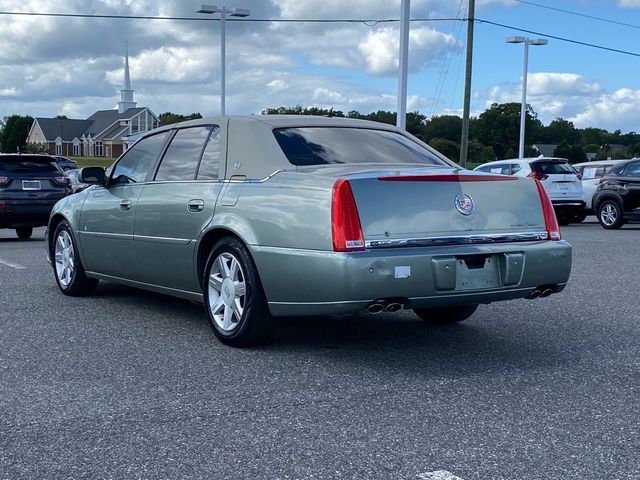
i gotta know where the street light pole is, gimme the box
[197,5,250,116]
[396,0,410,130]
[506,36,547,158]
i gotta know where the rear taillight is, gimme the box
[53,176,70,185]
[332,179,365,252]
[527,171,549,181]
[534,179,561,241]
[0,176,9,185]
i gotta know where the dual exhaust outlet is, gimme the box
[527,285,556,300]
[367,299,404,314]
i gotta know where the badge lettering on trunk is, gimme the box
[455,193,474,215]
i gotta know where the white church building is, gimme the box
[27,46,159,158]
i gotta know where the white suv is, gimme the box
[474,157,586,224]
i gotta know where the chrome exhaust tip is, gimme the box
[540,288,554,298]
[385,303,403,312]
[528,289,541,300]
[367,303,385,314]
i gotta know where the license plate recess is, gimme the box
[431,252,524,291]
[22,180,41,190]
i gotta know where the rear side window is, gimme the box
[111,132,170,185]
[0,156,58,173]
[155,126,212,181]
[510,163,522,174]
[273,127,449,166]
[530,161,574,175]
[608,164,626,176]
[197,126,223,180]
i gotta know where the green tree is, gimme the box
[424,115,462,143]
[580,127,608,147]
[467,139,496,164]
[553,141,587,163]
[540,117,580,144]
[158,112,203,126]
[0,114,34,153]
[428,138,459,161]
[262,106,345,117]
[472,103,542,159]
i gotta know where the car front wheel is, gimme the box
[203,237,272,347]
[52,221,99,296]
[413,304,479,325]
[597,200,624,229]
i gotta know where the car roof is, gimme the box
[0,153,57,162]
[144,115,401,137]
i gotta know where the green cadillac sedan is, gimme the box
[46,116,572,347]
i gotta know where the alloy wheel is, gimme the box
[54,230,75,287]
[600,203,618,226]
[207,252,246,332]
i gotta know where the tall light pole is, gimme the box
[197,5,250,116]
[396,0,410,130]
[506,36,548,158]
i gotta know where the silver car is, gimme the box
[46,116,572,347]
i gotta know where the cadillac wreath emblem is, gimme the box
[455,193,475,215]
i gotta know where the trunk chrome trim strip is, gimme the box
[365,232,548,248]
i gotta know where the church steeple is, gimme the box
[117,42,136,113]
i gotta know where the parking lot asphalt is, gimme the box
[1,221,639,480]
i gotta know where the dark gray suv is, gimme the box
[0,154,71,239]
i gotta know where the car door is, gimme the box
[132,123,227,292]
[78,131,171,278]
[621,160,640,213]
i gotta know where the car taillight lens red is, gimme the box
[53,176,70,185]
[0,176,9,185]
[534,179,561,241]
[527,171,548,181]
[332,179,365,252]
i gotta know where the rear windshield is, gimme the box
[0,156,59,173]
[530,161,575,175]
[273,127,450,166]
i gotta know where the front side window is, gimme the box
[625,161,640,177]
[110,132,169,185]
[155,126,212,181]
[273,127,450,167]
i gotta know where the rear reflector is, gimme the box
[332,179,365,252]
[534,179,561,241]
[378,174,516,182]
[53,176,70,185]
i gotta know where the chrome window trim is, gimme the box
[365,232,549,249]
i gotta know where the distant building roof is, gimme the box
[532,144,557,157]
[35,118,92,141]
[85,107,146,137]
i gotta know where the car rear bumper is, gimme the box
[250,240,572,317]
[551,200,586,215]
[0,201,58,228]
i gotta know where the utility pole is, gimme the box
[459,0,475,168]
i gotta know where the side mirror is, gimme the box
[79,167,106,185]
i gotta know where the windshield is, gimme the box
[0,156,59,173]
[273,127,450,167]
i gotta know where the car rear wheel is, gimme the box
[571,213,587,223]
[53,221,99,296]
[413,304,479,325]
[16,227,33,239]
[557,216,571,226]
[597,200,624,229]
[203,237,272,347]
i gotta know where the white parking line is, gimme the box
[0,257,27,269]
[418,471,466,480]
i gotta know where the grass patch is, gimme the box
[69,157,115,169]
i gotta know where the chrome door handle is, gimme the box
[188,199,205,212]
[119,199,133,211]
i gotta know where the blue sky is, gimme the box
[1,0,639,132]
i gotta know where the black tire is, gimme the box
[52,221,99,296]
[16,227,33,239]
[597,199,624,229]
[557,216,571,226]
[413,304,479,325]
[571,212,587,223]
[203,236,272,347]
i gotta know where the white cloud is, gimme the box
[358,26,460,75]
[618,0,640,7]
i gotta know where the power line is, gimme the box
[476,18,640,58]
[514,0,640,31]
